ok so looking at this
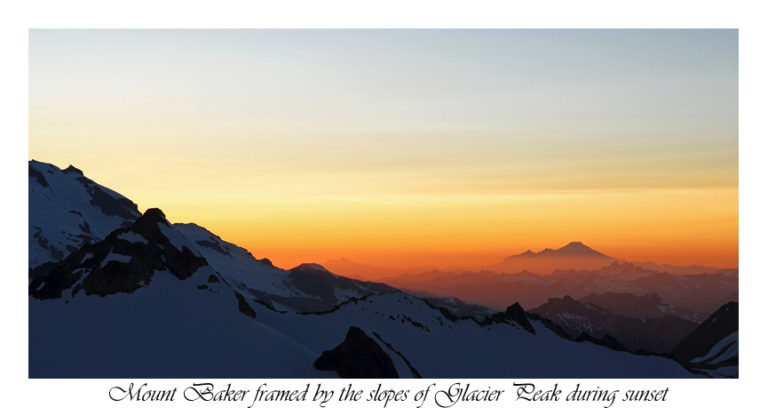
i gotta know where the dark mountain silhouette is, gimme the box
[507,241,612,260]
[286,263,394,306]
[580,292,698,322]
[314,326,399,378]
[320,258,404,281]
[485,242,617,274]
[530,295,698,354]
[485,302,536,334]
[669,302,738,378]
[633,261,738,277]
[383,262,736,319]
[671,302,738,362]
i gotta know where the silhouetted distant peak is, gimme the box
[505,302,525,314]
[292,263,331,274]
[556,241,608,257]
[508,241,610,259]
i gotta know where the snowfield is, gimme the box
[27,160,720,378]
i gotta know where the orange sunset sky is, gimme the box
[28,29,738,270]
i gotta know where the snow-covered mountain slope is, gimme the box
[286,293,694,378]
[28,158,394,313]
[29,160,141,269]
[27,159,704,378]
[688,331,738,378]
[30,228,698,378]
[173,223,394,312]
[670,302,738,378]
[29,208,209,300]
[27,208,353,377]
[29,209,698,378]
[31,288,699,377]
[30,269,333,378]
[29,207,396,310]
[419,295,494,322]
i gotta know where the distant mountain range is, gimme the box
[528,296,738,378]
[380,261,737,319]
[580,292,698,321]
[321,242,608,280]
[529,294,698,354]
[324,243,737,280]
[28,160,734,378]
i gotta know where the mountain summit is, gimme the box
[485,242,617,275]
[508,242,611,260]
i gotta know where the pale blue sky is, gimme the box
[28,29,739,267]
[30,30,737,190]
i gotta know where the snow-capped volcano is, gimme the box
[508,241,612,259]
[484,242,617,275]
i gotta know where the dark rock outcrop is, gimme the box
[314,326,398,378]
[29,165,49,187]
[577,333,629,352]
[484,302,536,333]
[234,291,256,319]
[63,165,84,175]
[29,208,208,299]
[670,302,738,362]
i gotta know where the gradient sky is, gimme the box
[29,29,738,269]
